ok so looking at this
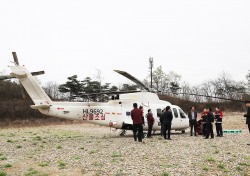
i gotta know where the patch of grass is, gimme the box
[16,145,22,149]
[214,150,219,154]
[56,145,62,149]
[112,152,122,158]
[115,170,126,176]
[236,166,242,171]
[206,157,215,162]
[3,163,12,168]
[9,133,15,137]
[38,162,49,167]
[111,159,116,163]
[72,156,81,160]
[7,139,13,143]
[81,168,86,174]
[162,171,170,176]
[238,162,250,166]
[33,136,42,141]
[24,168,39,176]
[93,161,103,167]
[0,156,7,161]
[89,150,97,154]
[203,166,209,171]
[119,158,124,162]
[228,158,235,162]
[241,172,249,176]
[223,169,229,173]
[217,164,225,169]
[0,171,7,176]
[58,160,66,169]
[166,164,178,168]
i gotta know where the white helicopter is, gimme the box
[1,52,190,135]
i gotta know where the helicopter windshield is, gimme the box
[179,109,186,118]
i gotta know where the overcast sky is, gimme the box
[0,0,249,87]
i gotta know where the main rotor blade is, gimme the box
[77,90,142,97]
[31,71,45,76]
[168,92,245,103]
[12,52,19,66]
[114,70,150,91]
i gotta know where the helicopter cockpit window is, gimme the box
[173,108,178,118]
[157,108,162,117]
[126,111,131,116]
[179,109,186,119]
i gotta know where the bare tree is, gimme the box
[181,82,191,100]
[246,70,250,92]
[43,81,63,100]
[152,66,168,92]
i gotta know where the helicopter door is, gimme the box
[155,108,162,127]
[178,108,188,128]
[172,107,179,128]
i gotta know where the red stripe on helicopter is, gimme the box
[57,107,64,110]
[105,112,110,114]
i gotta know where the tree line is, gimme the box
[144,66,250,103]
[44,76,139,101]
[45,66,249,103]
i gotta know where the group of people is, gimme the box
[130,103,173,142]
[188,106,223,139]
[130,101,250,144]
[130,103,155,142]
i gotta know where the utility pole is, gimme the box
[96,69,102,101]
[149,57,153,89]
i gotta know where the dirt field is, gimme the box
[0,112,250,176]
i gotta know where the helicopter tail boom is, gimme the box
[9,65,52,106]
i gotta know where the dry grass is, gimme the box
[0,112,249,176]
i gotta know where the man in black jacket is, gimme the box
[162,106,173,140]
[205,107,214,139]
[244,101,250,146]
[244,101,250,132]
[188,106,198,136]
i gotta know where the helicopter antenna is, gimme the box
[149,57,153,89]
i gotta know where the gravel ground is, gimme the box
[0,112,250,176]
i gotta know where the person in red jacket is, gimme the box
[146,109,155,138]
[201,108,208,137]
[215,107,223,137]
[131,103,143,142]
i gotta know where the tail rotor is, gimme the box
[0,52,45,100]
[12,52,27,99]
